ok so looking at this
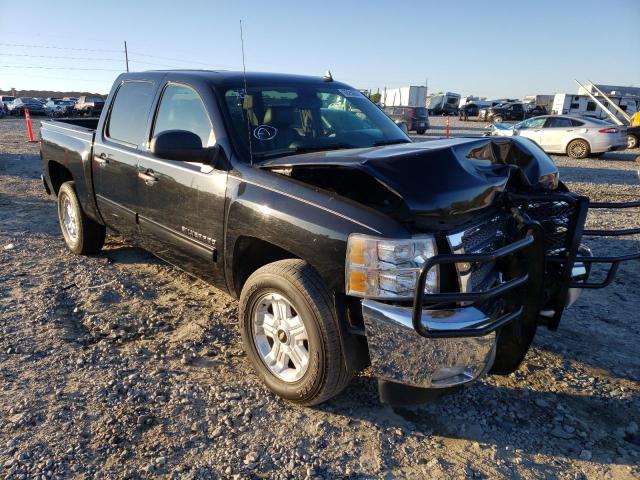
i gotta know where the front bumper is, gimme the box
[363,301,497,388]
[362,233,536,389]
[361,192,640,390]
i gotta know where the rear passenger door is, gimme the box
[136,82,227,286]
[93,81,155,238]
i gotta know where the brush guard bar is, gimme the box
[509,192,640,330]
[549,198,640,290]
[411,234,536,338]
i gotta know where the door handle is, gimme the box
[138,170,158,185]
[94,152,111,166]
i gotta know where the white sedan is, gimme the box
[488,115,627,159]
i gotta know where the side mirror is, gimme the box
[150,130,211,163]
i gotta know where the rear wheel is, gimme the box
[566,139,590,159]
[493,115,504,123]
[416,128,426,135]
[627,133,639,150]
[239,259,353,405]
[57,181,106,254]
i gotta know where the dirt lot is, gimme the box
[1,116,639,479]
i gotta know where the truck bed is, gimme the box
[42,118,100,133]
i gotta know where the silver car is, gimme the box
[489,115,627,159]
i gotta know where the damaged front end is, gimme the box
[261,137,640,401]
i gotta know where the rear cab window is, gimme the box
[105,81,155,147]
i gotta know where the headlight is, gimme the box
[538,171,559,190]
[346,234,438,299]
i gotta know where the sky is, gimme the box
[1,0,639,98]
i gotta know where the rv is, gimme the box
[552,93,639,121]
[426,91,461,115]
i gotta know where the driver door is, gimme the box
[136,82,227,286]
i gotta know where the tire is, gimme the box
[57,181,106,254]
[416,129,426,135]
[627,133,639,150]
[239,259,353,405]
[493,115,503,123]
[566,139,590,159]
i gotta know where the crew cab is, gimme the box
[479,102,528,123]
[40,71,639,405]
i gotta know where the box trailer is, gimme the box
[382,86,427,107]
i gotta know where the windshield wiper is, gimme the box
[373,139,412,147]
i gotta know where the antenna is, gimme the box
[240,20,253,166]
[124,41,129,72]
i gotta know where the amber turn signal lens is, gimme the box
[349,237,366,265]
[348,270,366,294]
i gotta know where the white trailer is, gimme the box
[382,86,428,107]
[552,93,639,121]
[426,92,461,111]
[523,94,554,111]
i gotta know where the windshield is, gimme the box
[220,84,410,162]
[86,96,103,102]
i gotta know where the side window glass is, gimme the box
[106,82,154,147]
[152,84,214,147]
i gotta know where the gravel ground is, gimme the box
[1,116,639,479]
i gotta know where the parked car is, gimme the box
[45,99,75,117]
[626,126,639,149]
[0,95,15,112]
[429,104,458,116]
[39,71,638,406]
[73,95,105,116]
[383,106,429,134]
[458,103,480,120]
[487,115,627,158]
[7,97,46,116]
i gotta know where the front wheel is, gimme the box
[57,181,106,254]
[493,115,503,123]
[416,128,426,135]
[566,139,590,159]
[239,259,353,405]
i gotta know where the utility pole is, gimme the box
[124,41,129,72]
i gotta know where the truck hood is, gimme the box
[259,137,558,218]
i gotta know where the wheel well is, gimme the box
[565,137,591,153]
[232,236,299,297]
[48,161,73,195]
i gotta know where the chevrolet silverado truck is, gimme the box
[40,71,640,405]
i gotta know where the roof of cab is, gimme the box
[119,70,350,87]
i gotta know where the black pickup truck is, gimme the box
[40,71,639,405]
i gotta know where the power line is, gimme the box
[0,42,122,53]
[1,64,122,72]
[0,53,202,68]
[2,72,111,83]
[0,53,123,62]
[128,50,218,67]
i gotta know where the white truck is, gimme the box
[382,86,427,107]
